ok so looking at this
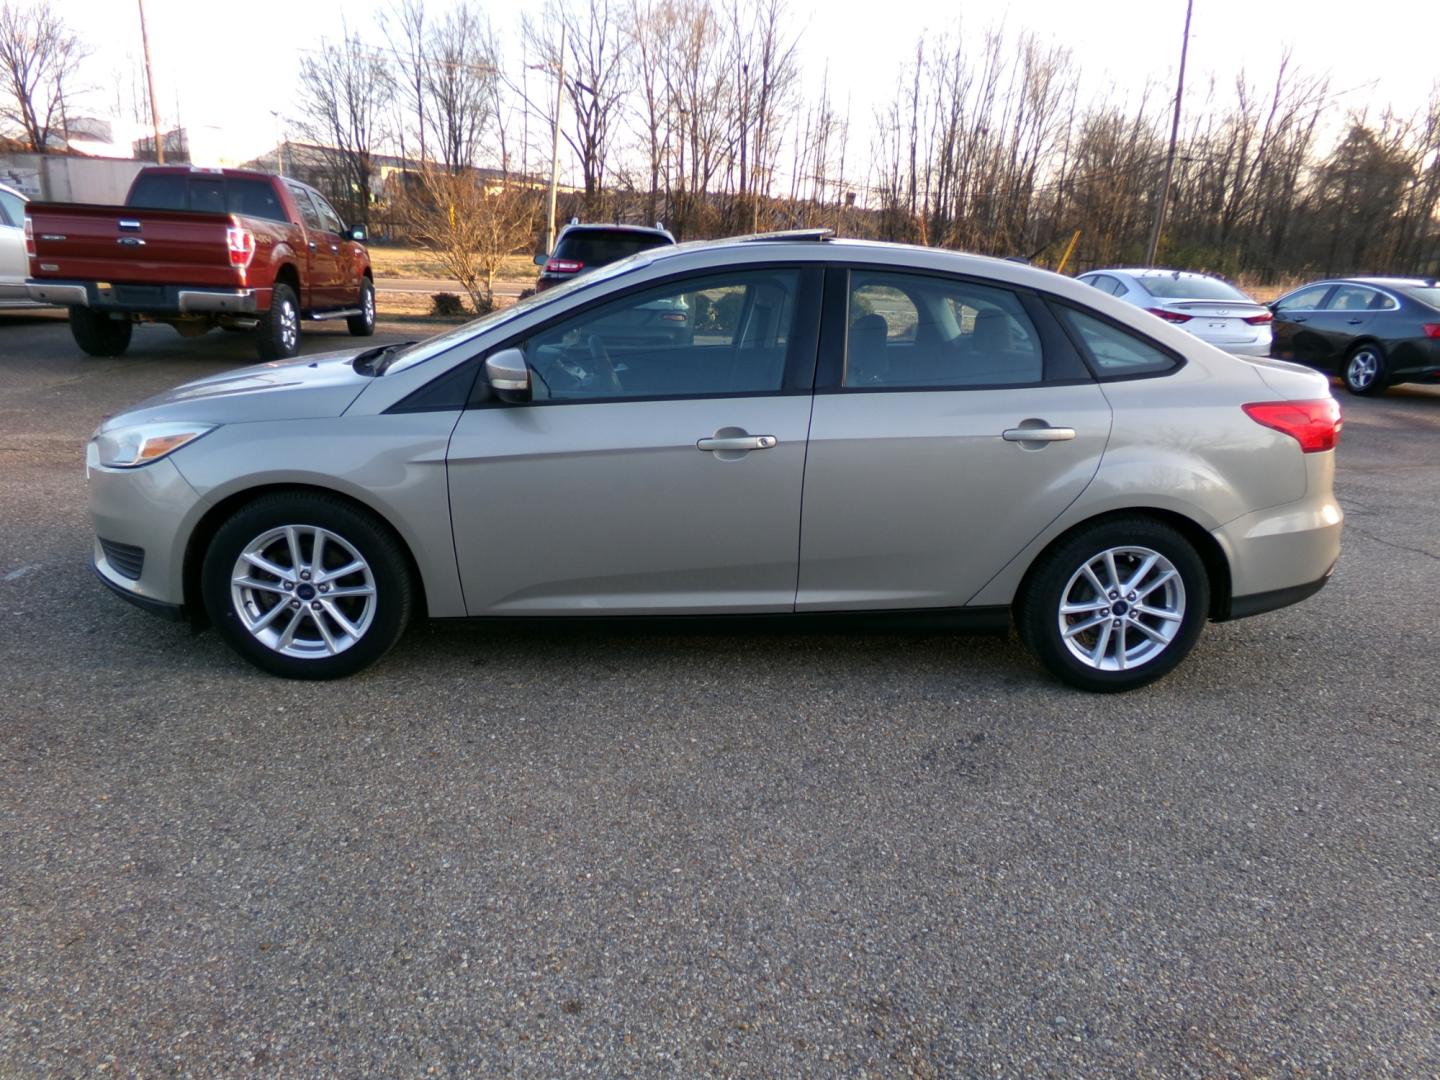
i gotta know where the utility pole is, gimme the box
[1144,0,1192,265]
[544,23,566,255]
[137,0,164,164]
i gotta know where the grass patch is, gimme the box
[368,245,537,284]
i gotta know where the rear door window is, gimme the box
[1325,285,1380,312]
[287,183,325,232]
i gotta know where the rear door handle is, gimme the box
[1003,426,1076,443]
[330,244,339,253]
[1345,318,1363,325]
[308,241,317,251]
[697,435,777,452]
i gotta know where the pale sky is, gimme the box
[68,0,1436,182]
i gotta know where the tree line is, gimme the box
[2,0,1438,288]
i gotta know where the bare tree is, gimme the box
[381,0,430,167]
[402,169,538,309]
[0,1,87,151]
[296,31,394,225]
[425,2,499,171]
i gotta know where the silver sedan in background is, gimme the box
[1078,268,1273,355]
[86,234,1342,691]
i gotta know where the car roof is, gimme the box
[1098,268,1228,281]
[560,223,674,239]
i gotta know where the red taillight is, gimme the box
[544,258,583,273]
[1243,398,1342,453]
[1423,323,1440,339]
[1243,311,1273,325]
[23,214,34,258]
[1146,307,1192,323]
[226,225,255,269]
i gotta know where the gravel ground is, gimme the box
[1,312,1437,1076]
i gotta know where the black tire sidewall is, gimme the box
[201,494,412,679]
[1019,517,1209,693]
[69,308,132,356]
[1343,344,1386,396]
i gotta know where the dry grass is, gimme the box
[368,245,537,284]
[375,289,520,319]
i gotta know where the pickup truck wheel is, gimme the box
[69,309,132,357]
[257,283,301,360]
[347,279,376,337]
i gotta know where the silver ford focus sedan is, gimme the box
[87,232,1343,691]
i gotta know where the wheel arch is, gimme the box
[1014,507,1232,621]
[182,482,429,627]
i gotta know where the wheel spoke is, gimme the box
[320,598,361,638]
[311,609,340,654]
[317,559,365,584]
[1063,613,1110,638]
[1137,570,1176,598]
[1129,618,1170,643]
[284,526,305,577]
[242,551,290,580]
[1088,621,1113,665]
[276,606,306,649]
[1081,565,1107,598]
[325,584,375,599]
[311,531,327,577]
[1124,553,1159,594]
[234,576,287,595]
[1134,602,1181,622]
[1114,623,1128,669]
[251,599,291,631]
[1103,551,1120,592]
[1061,598,1109,615]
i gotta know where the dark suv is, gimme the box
[534,222,675,291]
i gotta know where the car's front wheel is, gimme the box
[1017,516,1209,692]
[201,493,413,679]
[1342,344,1387,396]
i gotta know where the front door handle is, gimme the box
[1003,426,1076,443]
[1345,318,1363,325]
[697,435,777,452]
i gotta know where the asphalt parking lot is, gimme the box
[1,311,1437,1076]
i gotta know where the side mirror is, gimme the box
[533,252,549,266]
[347,225,368,243]
[485,347,531,403]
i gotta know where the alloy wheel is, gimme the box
[230,525,376,658]
[1346,349,1379,391]
[1057,545,1186,672]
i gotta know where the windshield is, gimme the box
[384,247,675,375]
[1137,275,1251,302]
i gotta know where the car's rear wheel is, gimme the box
[1342,344,1387,396]
[347,278,376,336]
[1018,517,1209,692]
[256,283,301,360]
[69,308,133,357]
[201,493,413,679]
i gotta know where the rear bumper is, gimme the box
[27,279,263,315]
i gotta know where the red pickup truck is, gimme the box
[26,166,375,360]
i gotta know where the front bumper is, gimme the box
[88,445,202,616]
[28,279,262,316]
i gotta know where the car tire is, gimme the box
[256,283,301,360]
[1017,516,1209,693]
[347,278,376,336]
[1342,343,1387,396]
[201,492,414,679]
[69,308,133,357]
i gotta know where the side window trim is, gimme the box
[465,263,824,408]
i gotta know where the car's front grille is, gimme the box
[98,537,144,580]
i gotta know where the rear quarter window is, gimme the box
[1054,305,1179,378]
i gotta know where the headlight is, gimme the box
[94,422,216,468]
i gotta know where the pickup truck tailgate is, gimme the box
[27,203,248,290]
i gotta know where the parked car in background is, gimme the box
[0,181,45,308]
[1268,277,1440,396]
[1077,268,1272,355]
[26,166,375,360]
[87,232,1342,692]
[534,221,675,291]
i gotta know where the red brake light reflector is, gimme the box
[1423,323,1440,339]
[226,225,255,269]
[1242,398,1342,453]
[1146,307,1192,323]
[1243,311,1273,325]
[545,259,583,273]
